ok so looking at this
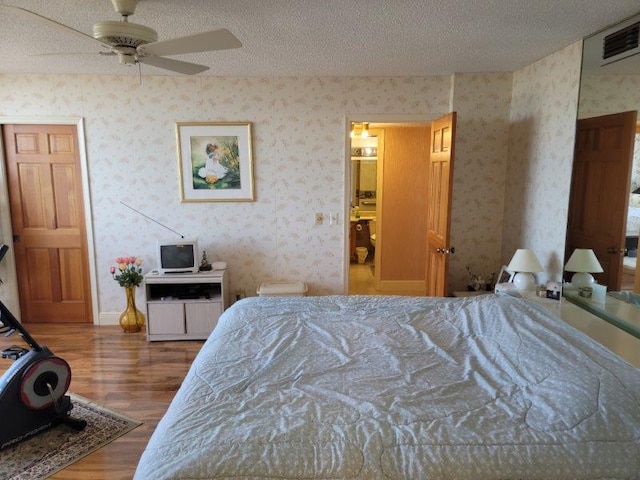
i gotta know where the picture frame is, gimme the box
[176,122,254,202]
[497,265,514,284]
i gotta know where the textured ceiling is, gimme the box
[0,0,639,77]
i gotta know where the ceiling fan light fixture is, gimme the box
[92,21,157,48]
[4,1,241,75]
[118,53,136,65]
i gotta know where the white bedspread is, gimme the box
[135,295,640,479]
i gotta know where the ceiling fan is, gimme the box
[1,0,242,75]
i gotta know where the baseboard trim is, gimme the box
[98,313,120,326]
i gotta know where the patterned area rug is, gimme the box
[0,393,142,480]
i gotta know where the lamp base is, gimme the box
[512,272,536,290]
[571,272,595,288]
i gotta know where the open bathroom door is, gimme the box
[426,112,456,297]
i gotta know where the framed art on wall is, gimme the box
[176,122,254,202]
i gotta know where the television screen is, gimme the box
[160,244,195,269]
[156,239,199,274]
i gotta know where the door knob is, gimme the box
[12,235,19,243]
[606,247,625,254]
[444,247,455,254]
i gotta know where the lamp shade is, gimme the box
[564,248,603,273]
[507,249,543,291]
[565,248,603,287]
[507,249,543,273]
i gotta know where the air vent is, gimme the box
[603,22,640,59]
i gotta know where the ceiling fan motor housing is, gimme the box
[92,21,157,48]
[111,0,139,17]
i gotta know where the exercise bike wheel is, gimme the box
[20,356,71,410]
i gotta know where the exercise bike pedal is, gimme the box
[0,323,12,335]
[2,346,28,360]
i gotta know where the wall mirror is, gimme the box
[350,132,378,216]
[566,11,640,295]
[565,11,640,337]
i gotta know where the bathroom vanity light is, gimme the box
[350,122,369,138]
[507,249,543,290]
[565,248,603,287]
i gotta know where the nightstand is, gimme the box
[514,289,562,315]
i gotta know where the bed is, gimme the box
[135,294,640,479]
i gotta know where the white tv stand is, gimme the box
[143,270,229,342]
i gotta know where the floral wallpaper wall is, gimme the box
[579,74,640,118]
[502,41,583,284]
[449,73,513,289]
[0,61,580,322]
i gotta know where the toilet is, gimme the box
[356,247,368,264]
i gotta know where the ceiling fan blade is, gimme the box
[30,52,117,57]
[138,56,209,75]
[0,6,109,48]
[138,29,241,57]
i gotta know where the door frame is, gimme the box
[0,117,97,323]
[343,113,432,294]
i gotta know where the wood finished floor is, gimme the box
[0,323,203,480]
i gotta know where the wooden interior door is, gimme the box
[426,112,456,297]
[566,111,637,290]
[2,124,92,323]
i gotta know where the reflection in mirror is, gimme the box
[567,11,640,296]
[350,135,378,215]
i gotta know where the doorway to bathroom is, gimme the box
[347,120,431,295]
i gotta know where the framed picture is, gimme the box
[176,122,254,202]
[497,265,514,284]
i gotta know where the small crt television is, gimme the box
[156,239,199,274]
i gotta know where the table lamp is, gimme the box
[507,249,543,290]
[564,248,603,287]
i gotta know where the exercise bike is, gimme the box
[0,246,86,449]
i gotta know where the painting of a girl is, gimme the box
[189,135,241,190]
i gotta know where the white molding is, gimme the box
[98,313,120,326]
[0,116,98,324]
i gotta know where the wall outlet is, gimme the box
[315,212,324,225]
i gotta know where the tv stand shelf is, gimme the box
[144,270,229,342]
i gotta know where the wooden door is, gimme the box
[426,112,456,297]
[566,111,637,290]
[2,124,92,323]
